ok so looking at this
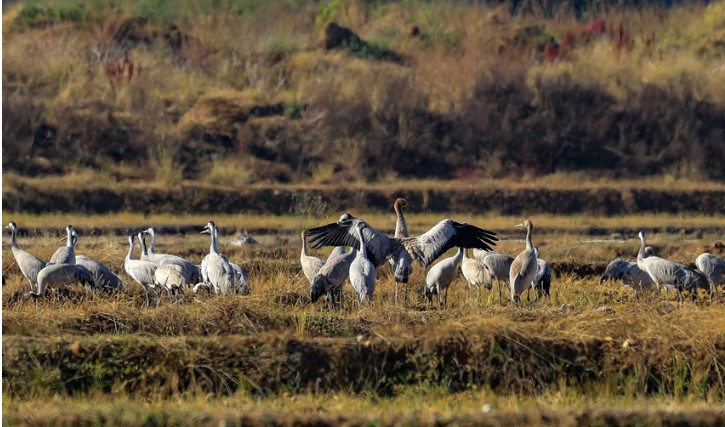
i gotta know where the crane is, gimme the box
[349,222,376,305]
[124,234,158,306]
[300,229,324,283]
[5,221,46,291]
[423,247,464,308]
[509,220,537,305]
[461,248,492,304]
[474,250,514,305]
[48,225,76,265]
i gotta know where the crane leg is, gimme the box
[497,280,502,305]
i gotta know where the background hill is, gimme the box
[3,0,724,213]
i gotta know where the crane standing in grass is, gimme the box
[141,228,201,286]
[5,221,46,291]
[695,253,725,295]
[509,220,537,305]
[24,263,95,301]
[636,230,696,303]
[124,234,158,306]
[530,248,551,302]
[75,254,124,294]
[423,247,464,308]
[310,249,357,307]
[349,222,376,305]
[300,229,324,284]
[474,250,514,305]
[461,248,492,304]
[390,198,412,305]
[48,225,77,265]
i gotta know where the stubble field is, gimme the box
[2,212,724,426]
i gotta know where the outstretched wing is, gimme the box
[406,219,498,268]
[306,215,393,267]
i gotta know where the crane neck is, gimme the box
[453,247,464,265]
[301,233,309,257]
[10,227,18,249]
[127,237,135,261]
[637,233,647,261]
[525,224,534,251]
[394,205,409,238]
[65,228,74,247]
[355,225,367,260]
[209,227,220,255]
[139,234,149,256]
[148,231,156,254]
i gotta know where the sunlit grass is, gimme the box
[3,391,723,426]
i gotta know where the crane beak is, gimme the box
[200,227,210,234]
[515,223,525,228]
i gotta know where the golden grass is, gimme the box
[4,392,724,427]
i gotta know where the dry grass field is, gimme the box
[3,0,725,424]
[3,212,724,425]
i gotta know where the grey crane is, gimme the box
[529,248,551,302]
[390,197,412,305]
[154,263,187,302]
[24,263,95,300]
[600,259,654,291]
[509,220,537,305]
[349,222,376,305]
[310,249,357,307]
[461,248,492,304]
[636,230,693,303]
[209,223,249,295]
[474,250,514,305]
[230,261,250,295]
[675,266,711,300]
[75,255,124,294]
[300,229,324,284]
[124,234,158,306]
[423,247,464,308]
[194,221,236,296]
[695,253,725,294]
[48,225,77,265]
[306,213,497,293]
[5,221,46,291]
[141,228,201,285]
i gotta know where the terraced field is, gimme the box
[2,213,724,426]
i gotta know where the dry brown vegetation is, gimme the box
[3,214,725,424]
[3,0,725,188]
[3,1,725,424]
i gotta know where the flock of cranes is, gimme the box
[599,230,721,302]
[4,198,725,308]
[5,220,249,306]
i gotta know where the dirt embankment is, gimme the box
[4,184,725,215]
[4,320,723,398]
